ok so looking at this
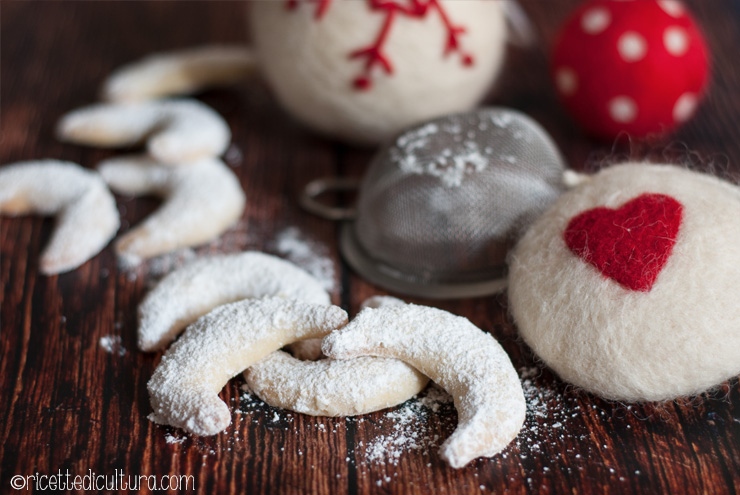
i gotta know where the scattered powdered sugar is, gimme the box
[238,389,296,426]
[512,366,589,462]
[274,227,336,293]
[164,433,186,444]
[394,139,490,188]
[519,366,580,429]
[491,111,514,129]
[520,366,552,420]
[118,247,197,285]
[99,335,126,356]
[388,113,498,188]
[146,248,198,280]
[236,382,455,472]
[173,364,600,482]
[362,385,453,465]
[395,123,439,152]
[205,219,254,254]
[389,108,551,188]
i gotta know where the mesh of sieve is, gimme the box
[338,108,567,298]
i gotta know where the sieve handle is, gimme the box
[300,177,360,221]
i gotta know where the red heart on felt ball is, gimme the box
[563,193,683,292]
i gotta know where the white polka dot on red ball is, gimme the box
[550,0,710,140]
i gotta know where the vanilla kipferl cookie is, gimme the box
[322,303,525,468]
[245,351,428,416]
[103,45,255,103]
[0,160,119,274]
[98,155,245,266]
[148,298,348,436]
[138,252,331,352]
[245,296,428,416]
[57,99,230,165]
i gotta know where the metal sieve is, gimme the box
[301,107,567,299]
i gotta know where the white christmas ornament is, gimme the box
[249,0,507,144]
[509,163,740,402]
[102,1,510,145]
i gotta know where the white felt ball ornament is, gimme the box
[508,163,740,402]
[249,0,508,145]
[551,0,710,140]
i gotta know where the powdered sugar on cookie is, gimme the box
[148,298,347,436]
[137,252,330,351]
[99,155,245,267]
[57,99,231,165]
[0,160,119,274]
[103,45,255,103]
[245,294,426,416]
[323,303,526,468]
[245,350,428,416]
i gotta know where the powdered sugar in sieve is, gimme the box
[304,107,567,298]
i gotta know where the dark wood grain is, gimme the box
[1,1,739,494]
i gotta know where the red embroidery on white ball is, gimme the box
[287,0,476,91]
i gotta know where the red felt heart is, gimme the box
[563,193,683,292]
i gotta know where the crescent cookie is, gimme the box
[57,99,230,164]
[244,351,428,416]
[138,252,330,352]
[148,298,348,436]
[98,155,245,266]
[102,45,256,102]
[244,296,428,416]
[0,160,119,274]
[286,296,406,361]
[322,303,526,468]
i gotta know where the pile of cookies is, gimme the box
[0,51,528,469]
[140,251,525,469]
[0,67,247,272]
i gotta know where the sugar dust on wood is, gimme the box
[99,335,126,356]
[156,367,591,471]
[118,248,197,282]
[273,226,337,293]
[233,383,456,467]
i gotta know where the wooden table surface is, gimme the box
[2,1,739,494]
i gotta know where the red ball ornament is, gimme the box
[551,0,710,140]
